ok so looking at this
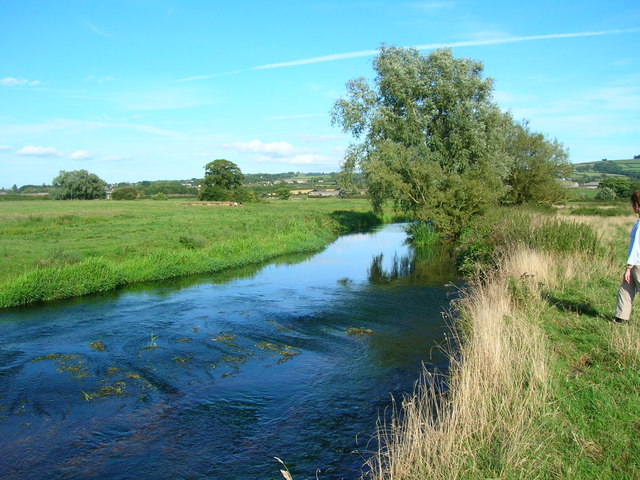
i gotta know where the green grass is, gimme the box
[0,198,379,308]
[538,266,640,477]
[472,208,640,478]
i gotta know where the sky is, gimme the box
[1,0,639,188]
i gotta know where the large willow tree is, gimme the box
[331,46,514,237]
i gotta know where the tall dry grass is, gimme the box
[365,247,555,479]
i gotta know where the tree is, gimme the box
[50,169,107,200]
[599,177,632,198]
[504,120,571,205]
[276,187,291,200]
[331,46,513,238]
[199,159,249,201]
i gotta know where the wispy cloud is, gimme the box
[297,133,343,142]
[0,77,42,87]
[112,87,217,111]
[409,1,456,12]
[17,146,64,157]
[81,18,112,38]
[101,154,133,163]
[267,113,326,120]
[0,118,189,141]
[0,145,11,151]
[84,75,118,84]
[170,70,243,84]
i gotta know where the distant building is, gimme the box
[582,182,600,189]
[290,189,314,195]
[309,189,340,197]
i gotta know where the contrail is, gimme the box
[254,28,640,69]
[172,28,640,81]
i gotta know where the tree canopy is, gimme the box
[332,46,513,237]
[50,169,107,200]
[332,46,569,237]
[505,120,571,206]
[199,159,251,201]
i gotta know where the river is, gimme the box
[0,223,457,479]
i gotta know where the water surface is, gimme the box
[0,224,456,479]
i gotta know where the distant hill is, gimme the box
[571,157,640,182]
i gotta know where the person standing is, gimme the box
[615,190,640,323]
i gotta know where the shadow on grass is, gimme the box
[329,210,382,234]
[543,293,601,318]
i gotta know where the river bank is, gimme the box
[365,206,640,479]
[0,198,381,308]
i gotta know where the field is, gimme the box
[0,198,379,308]
[571,157,639,182]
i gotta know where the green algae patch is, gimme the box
[32,353,91,379]
[347,327,374,336]
[256,342,301,363]
[90,340,106,351]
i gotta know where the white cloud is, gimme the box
[16,146,63,157]
[252,153,338,166]
[84,75,118,84]
[0,77,42,87]
[219,138,339,167]
[0,145,11,151]
[224,140,297,156]
[70,150,92,160]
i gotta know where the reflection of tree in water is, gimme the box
[368,253,412,284]
[368,247,456,285]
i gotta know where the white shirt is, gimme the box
[627,219,640,266]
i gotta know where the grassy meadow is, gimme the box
[365,204,640,479]
[0,198,380,308]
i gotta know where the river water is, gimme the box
[0,224,456,479]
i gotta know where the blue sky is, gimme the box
[1,0,639,187]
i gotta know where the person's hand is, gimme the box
[625,268,632,283]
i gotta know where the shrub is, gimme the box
[111,186,140,200]
[152,193,168,201]
[456,208,603,274]
[404,221,443,246]
[595,187,616,201]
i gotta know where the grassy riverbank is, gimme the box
[0,198,380,308]
[366,206,640,479]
